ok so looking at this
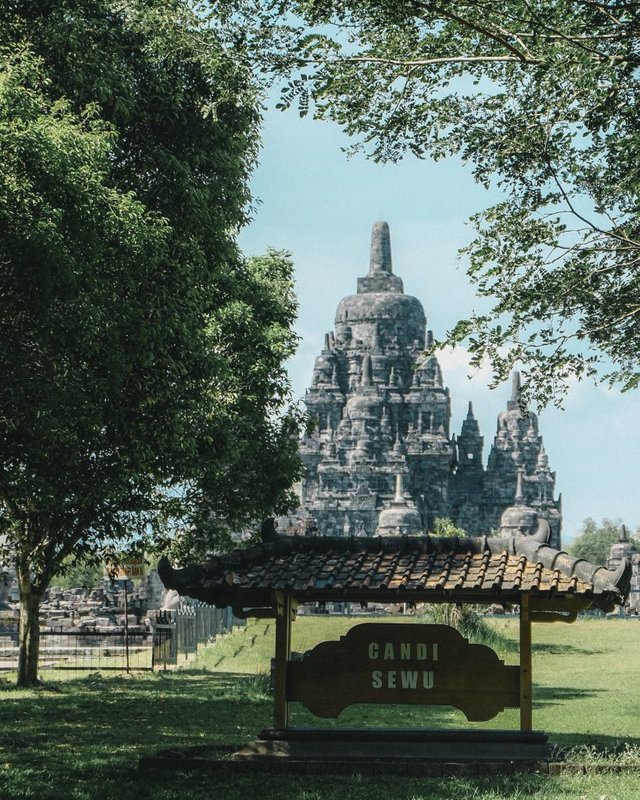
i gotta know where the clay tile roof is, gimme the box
[158,524,631,614]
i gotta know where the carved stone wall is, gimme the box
[291,222,562,547]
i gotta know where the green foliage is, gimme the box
[431,517,467,537]
[0,1,303,682]
[168,249,305,563]
[419,604,517,653]
[53,557,104,591]
[568,518,634,567]
[232,0,640,406]
[560,742,640,768]
[226,670,272,701]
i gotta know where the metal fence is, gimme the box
[0,603,240,674]
[151,604,238,670]
[40,628,153,671]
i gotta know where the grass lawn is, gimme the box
[1,615,639,800]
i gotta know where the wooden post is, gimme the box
[519,592,533,732]
[273,591,292,730]
[123,581,130,673]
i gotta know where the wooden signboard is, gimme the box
[288,623,520,722]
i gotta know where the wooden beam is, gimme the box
[529,596,591,623]
[273,591,292,730]
[519,593,533,732]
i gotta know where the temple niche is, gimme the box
[290,221,562,548]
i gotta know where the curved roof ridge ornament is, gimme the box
[531,518,551,543]
[261,517,280,543]
[600,558,632,595]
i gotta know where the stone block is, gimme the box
[117,614,138,626]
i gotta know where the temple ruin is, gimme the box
[288,221,562,546]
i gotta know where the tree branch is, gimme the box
[299,54,536,68]
[583,304,640,337]
[411,0,537,62]
[575,0,627,28]
[548,165,640,248]
[410,0,630,62]
[520,0,618,58]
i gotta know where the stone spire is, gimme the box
[536,444,549,470]
[369,221,393,274]
[607,524,638,571]
[357,222,404,294]
[361,354,373,386]
[456,401,484,471]
[498,465,539,535]
[434,362,443,387]
[394,473,405,503]
[392,429,406,458]
[507,371,522,411]
[514,466,524,504]
[377,472,422,535]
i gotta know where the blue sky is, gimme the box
[239,105,640,546]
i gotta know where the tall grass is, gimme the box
[419,605,517,653]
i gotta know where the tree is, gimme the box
[0,2,302,685]
[53,557,104,591]
[567,518,634,567]
[234,0,640,406]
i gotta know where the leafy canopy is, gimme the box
[227,0,640,406]
[0,0,302,595]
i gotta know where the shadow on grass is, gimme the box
[534,685,606,706]
[533,642,605,656]
[0,670,273,752]
[0,671,277,799]
[0,669,563,800]
[290,701,458,730]
[0,671,634,800]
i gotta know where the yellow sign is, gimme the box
[104,560,146,579]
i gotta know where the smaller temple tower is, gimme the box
[448,402,486,535]
[479,373,562,547]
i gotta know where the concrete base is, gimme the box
[234,728,551,765]
[139,728,553,775]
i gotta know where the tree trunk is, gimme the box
[17,578,42,687]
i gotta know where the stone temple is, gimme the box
[286,222,562,547]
